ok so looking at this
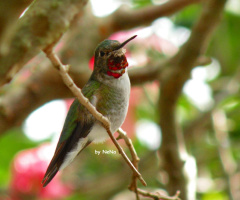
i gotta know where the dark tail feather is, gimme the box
[41,143,65,187]
[42,166,59,187]
[41,132,92,187]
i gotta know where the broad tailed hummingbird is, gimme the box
[42,35,137,187]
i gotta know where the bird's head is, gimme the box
[93,35,137,79]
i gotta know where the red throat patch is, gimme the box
[107,56,128,78]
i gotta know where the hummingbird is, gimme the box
[42,35,137,187]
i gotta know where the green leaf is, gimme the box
[131,0,153,8]
[202,191,228,200]
[0,128,38,187]
[173,4,201,28]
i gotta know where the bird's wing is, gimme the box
[42,81,101,187]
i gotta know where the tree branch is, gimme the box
[0,0,88,86]
[117,128,140,200]
[158,0,226,199]
[128,62,163,85]
[0,0,33,55]
[107,0,201,32]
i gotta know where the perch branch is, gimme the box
[43,45,146,187]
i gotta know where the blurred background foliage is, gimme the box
[0,0,240,200]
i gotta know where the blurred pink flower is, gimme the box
[88,56,95,71]
[10,144,72,200]
[111,30,177,60]
[65,98,74,110]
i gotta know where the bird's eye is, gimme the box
[100,51,105,57]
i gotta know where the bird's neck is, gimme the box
[90,69,129,90]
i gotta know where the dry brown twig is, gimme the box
[43,44,147,188]
[117,128,181,200]
[117,128,140,200]
[137,189,181,200]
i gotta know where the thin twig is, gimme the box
[117,128,181,200]
[43,45,146,187]
[137,189,181,200]
[117,128,140,200]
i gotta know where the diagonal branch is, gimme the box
[117,128,140,200]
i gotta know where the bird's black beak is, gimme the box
[114,35,137,51]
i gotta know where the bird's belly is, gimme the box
[89,73,130,143]
[88,109,127,143]
[88,124,109,143]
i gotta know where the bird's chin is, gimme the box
[107,68,126,79]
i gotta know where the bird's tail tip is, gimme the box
[41,167,58,187]
[41,175,52,187]
[41,178,48,187]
